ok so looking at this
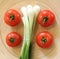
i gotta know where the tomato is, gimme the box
[4,9,21,26]
[6,32,22,47]
[37,10,55,27]
[36,31,53,48]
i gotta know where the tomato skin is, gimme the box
[6,32,22,47]
[4,9,21,26]
[37,10,55,27]
[36,31,53,48]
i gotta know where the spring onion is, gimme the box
[19,5,40,59]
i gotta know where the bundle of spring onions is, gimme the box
[19,5,40,59]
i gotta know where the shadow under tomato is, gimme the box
[10,21,23,32]
[11,43,22,57]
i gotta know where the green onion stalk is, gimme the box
[19,5,40,59]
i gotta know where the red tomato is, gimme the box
[37,10,55,27]
[6,32,22,47]
[36,31,53,48]
[4,9,21,26]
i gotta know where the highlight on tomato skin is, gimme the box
[37,10,55,27]
[36,31,53,48]
[4,9,21,26]
[6,32,22,47]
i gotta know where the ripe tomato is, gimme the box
[37,10,55,27]
[4,9,21,26]
[36,31,53,48]
[6,32,22,47]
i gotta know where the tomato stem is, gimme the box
[9,38,14,42]
[10,14,15,20]
[43,17,48,23]
[42,37,47,43]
